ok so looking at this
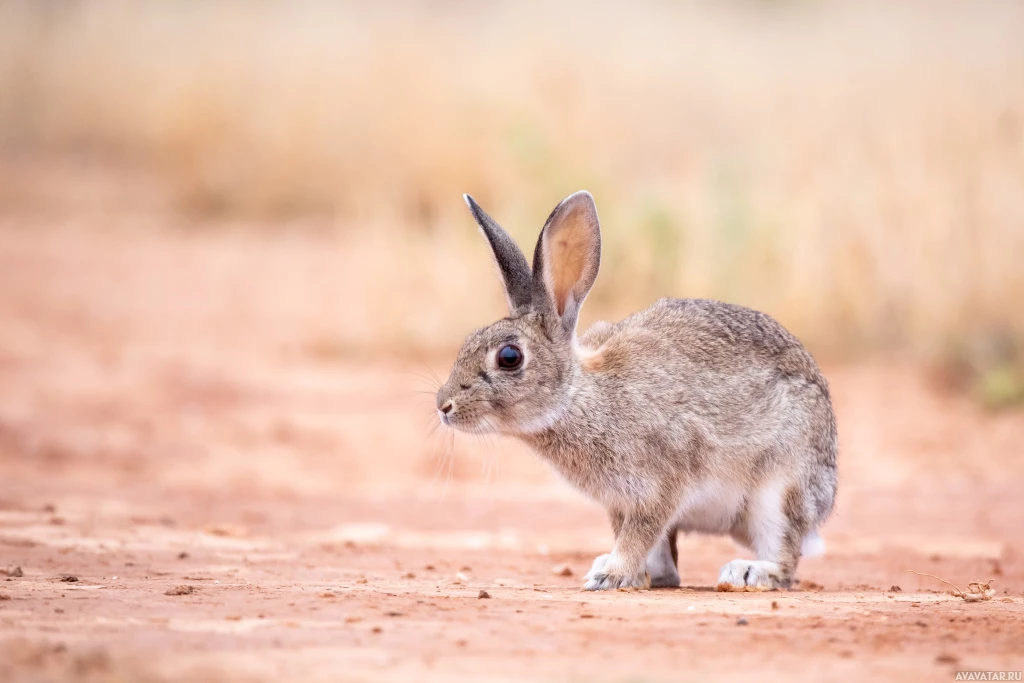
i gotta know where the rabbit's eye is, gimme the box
[496,344,523,370]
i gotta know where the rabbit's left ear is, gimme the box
[464,194,534,314]
[531,191,602,339]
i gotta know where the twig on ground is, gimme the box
[905,570,994,602]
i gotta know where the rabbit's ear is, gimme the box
[531,191,601,338]
[464,195,533,313]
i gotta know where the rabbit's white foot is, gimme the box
[646,538,680,588]
[715,559,788,592]
[587,553,612,576]
[583,553,650,591]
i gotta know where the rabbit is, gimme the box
[436,190,837,591]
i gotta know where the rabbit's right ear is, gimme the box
[530,191,602,340]
[464,195,533,314]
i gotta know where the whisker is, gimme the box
[398,369,443,392]
[463,417,502,487]
[430,424,452,501]
[430,424,447,486]
[419,409,441,435]
[442,429,456,500]
[481,423,502,486]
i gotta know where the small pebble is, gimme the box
[552,564,573,577]
[478,590,491,599]
[736,618,749,626]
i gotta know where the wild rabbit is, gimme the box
[437,191,837,591]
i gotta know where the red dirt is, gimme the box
[2,211,1024,682]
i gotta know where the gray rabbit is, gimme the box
[437,191,837,591]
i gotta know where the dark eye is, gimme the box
[496,344,523,370]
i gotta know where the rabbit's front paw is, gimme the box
[587,553,612,576]
[583,554,650,591]
[715,559,789,592]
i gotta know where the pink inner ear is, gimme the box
[547,206,595,316]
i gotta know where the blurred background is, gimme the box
[2,0,1023,391]
[1,2,1024,681]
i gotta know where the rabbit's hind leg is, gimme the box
[715,480,807,592]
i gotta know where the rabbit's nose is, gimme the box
[439,400,453,415]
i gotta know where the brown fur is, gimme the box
[440,192,838,591]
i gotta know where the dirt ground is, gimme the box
[2,182,1024,682]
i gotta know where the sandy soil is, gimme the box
[2,203,1024,682]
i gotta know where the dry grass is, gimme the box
[0,0,1023,387]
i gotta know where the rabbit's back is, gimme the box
[619,298,826,393]
[579,297,836,475]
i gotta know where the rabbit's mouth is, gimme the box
[437,401,500,434]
